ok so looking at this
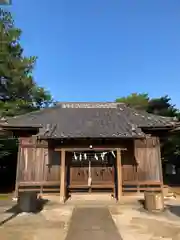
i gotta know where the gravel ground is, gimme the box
[0,202,74,240]
[110,200,180,240]
[1,197,180,240]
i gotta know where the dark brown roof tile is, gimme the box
[1,102,178,138]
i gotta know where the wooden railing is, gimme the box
[122,165,163,192]
[17,181,60,193]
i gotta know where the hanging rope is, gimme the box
[88,160,92,186]
[72,150,116,161]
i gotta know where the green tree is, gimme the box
[116,93,179,119]
[0,9,54,159]
[148,96,180,161]
[147,95,179,118]
[116,93,149,110]
[0,8,53,117]
[116,93,180,167]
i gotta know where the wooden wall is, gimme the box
[121,140,137,183]
[134,136,162,182]
[15,136,163,194]
[16,137,61,193]
[122,136,163,192]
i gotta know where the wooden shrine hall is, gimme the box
[0,102,179,202]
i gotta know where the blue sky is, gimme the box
[5,0,180,105]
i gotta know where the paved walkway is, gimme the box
[65,207,122,240]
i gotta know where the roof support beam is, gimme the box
[55,147,126,152]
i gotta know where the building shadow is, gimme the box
[0,152,17,194]
[167,205,180,218]
[0,198,49,226]
[138,199,145,208]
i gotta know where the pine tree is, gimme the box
[0,9,53,158]
[0,8,53,117]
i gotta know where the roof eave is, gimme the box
[170,126,180,132]
[37,135,144,140]
[141,123,180,131]
[0,124,42,129]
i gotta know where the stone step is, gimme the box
[69,193,113,201]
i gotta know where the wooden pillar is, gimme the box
[60,149,66,203]
[156,137,164,192]
[116,148,122,201]
[14,140,21,199]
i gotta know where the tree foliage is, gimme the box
[0,9,54,158]
[116,93,180,118]
[116,93,180,161]
[0,8,53,117]
[116,93,149,110]
[147,95,179,118]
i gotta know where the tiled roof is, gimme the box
[1,102,178,138]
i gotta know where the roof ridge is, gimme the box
[60,102,124,108]
[2,102,125,121]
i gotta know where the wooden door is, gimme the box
[91,154,114,187]
[68,151,115,189]
[69,153,89,187]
